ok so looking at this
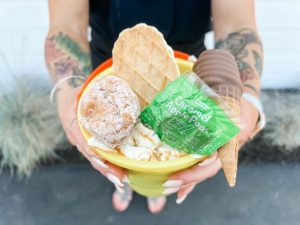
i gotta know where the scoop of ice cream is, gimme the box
[79,75,140,148]
[193,49,243,100]
[132,123,161,149]
[119,123,160,160]
[118,122,184,161]
[119,136,153,161]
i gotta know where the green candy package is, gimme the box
[140,72,240,156]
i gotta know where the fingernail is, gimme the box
[162,187,180,195]
[91,157,109,169]
[191,154,205,159]
[107,173,124,187]
[122,175,130,184]
[114,184,124,194]
[176,194,187,204]
[76,144,81,151]
[198,156,216,167]
[163,180,183,188]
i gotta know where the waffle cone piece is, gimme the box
[112,23,180,107]
[193,49,243,187]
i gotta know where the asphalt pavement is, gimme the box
[1,163,299,225]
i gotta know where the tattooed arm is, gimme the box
[215,28,262,94]
[45,0,126,184]
[213,0,263,97]
[212,0,263,146]
[45,0,91,87]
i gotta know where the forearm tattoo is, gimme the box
[252,49,263,76]
[45,32,92,88]
[215,28,263,92]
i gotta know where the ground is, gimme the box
[1,162,299,225]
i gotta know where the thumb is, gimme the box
[62,117,78,146]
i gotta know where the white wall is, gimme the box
[257,0,300,89]
[0,0,300,89]
[0,0,50,90]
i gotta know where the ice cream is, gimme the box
[193,49,242,100]
[77,24,226,197]
[118,122,185,161]
[193,49,242,187]
[86,122,185,161]
[79,23,184,161]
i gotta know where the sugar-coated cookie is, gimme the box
[79,75,140,148]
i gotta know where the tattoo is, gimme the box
[253,50,263,76]
[215,28,263,82]
[45,32,92,87]
[243,83,259,95]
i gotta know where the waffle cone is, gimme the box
[218,96,240,187]
[193,49,242,187]
[112,23,180,107]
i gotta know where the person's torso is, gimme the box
[89,0,211,68]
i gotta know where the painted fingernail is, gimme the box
[176,194,187,204]
[162,187,180,195]
[191,154,205,159]
[114,184,125,194]
[163,180,183,188]
[91,157,109,169]
[107,173,124,187]
[122,175,130,184]
[198,156,216,167]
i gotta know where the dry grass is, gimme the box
[0,78,66,176]
[261,91,300,151]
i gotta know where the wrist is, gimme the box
[50,75,86,104]
[242,92,266,139]
[243,84,259,97]
[242,78,260,97]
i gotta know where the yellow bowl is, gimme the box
[77,58,207,197]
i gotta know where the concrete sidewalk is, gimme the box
[0,163,299,225]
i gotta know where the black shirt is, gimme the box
[89,0,211,69]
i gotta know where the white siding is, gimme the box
[0,0,300,89]
[205,0,300,89]
[0,0,50,90]
[256,0,300,88]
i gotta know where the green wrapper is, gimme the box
[140,73,240,156]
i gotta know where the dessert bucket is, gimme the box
[76,51,207,197]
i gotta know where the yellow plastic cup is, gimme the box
[77,57,207,197]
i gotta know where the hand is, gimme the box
[238,95,259,147]
[165,95,259,204]
[56,84,127,192]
